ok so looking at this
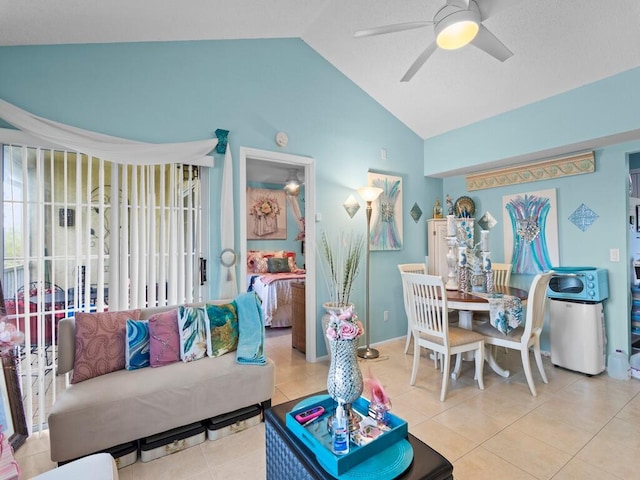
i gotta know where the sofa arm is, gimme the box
[57,317,76,375]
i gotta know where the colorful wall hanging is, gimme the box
[502,188,559,274]
[367,171,403,251]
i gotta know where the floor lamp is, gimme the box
[356,186,383,359]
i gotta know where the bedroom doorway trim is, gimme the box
[239,147,317,362]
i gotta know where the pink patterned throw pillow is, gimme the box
[72,309,142,384]
[148,309,181,367]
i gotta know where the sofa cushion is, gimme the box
[125,319,150,370]
[72,309,142,384]
[148,309,180,367]
[48,354,276,462]
[177,306,208,362]
[205,302,239,358]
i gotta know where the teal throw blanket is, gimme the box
[235,292,266,365]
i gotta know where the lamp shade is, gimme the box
[357,186,383,202]
[435,6,480,50]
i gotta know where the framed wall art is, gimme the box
[502,188,559,274]
[246,187,287,240]
[367,171,403,251]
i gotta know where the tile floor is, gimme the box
[14,327,640,479]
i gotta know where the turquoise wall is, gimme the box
[427,69,640,357]
[424,66,640,176]
[0,39,435,357]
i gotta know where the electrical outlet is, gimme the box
[381,148,387,161]
[383,310,389,322]
[610,248,620,262]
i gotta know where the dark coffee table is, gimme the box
[265,393,453,480]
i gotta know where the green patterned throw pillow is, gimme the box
[177,306,208,362]
[205,302,239,358]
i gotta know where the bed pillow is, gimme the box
[148,309,181,367]
[255,253,274,273]
[205,302,239,358]
[125,319,150,370]
[247,251,263,273]
[72,309,142,384]
[285,251,297,272]
[178,305,208,362]
[267,257,290,273]
[248,250,289,273]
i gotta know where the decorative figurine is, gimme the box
[446,194,454,216]
[433,199,443,218]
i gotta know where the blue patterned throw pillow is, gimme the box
[125,319,150,370]
[205,302,239,358]
[178,306,208,362]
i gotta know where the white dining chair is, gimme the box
[491,262,512,287]
[401,272,485,401]
[397,263,427,354]
[473,271,553,396]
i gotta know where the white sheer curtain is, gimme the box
[0,99,215,166]
[286,192,305,239]
[218,145,237,299]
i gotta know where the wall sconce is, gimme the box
[343,195,360,218]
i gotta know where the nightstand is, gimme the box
[291,281,306,352]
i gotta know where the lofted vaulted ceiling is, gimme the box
[1,0,640,140]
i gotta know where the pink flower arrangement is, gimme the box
[0,319,24,354]
[325,305,364,341]
[249,195,281,219]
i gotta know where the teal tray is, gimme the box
[286,394,409,477]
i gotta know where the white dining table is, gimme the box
[439,285,529,378]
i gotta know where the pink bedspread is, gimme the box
[259,271,306,285]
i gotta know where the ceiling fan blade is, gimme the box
[470,24,513,62]
[354,21,431,38]
[401,42,438,82]
[449,0,471,9]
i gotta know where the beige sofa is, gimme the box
[48,302,275,464]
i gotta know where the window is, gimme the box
[1,141,207,431]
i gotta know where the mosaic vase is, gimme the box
[327,339,363,405]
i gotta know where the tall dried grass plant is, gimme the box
[319,230,365,308]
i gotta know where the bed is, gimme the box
[246,250,305,328]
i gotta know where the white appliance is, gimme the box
[549,299,606,375]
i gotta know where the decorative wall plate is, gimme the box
[454,196,475,217]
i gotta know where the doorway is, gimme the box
[239,147,318,362]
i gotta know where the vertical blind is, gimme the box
[2,143,205,433]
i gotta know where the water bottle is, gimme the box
[332,403,349,455]
[607,349,631,380]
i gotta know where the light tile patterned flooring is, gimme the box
[15,327,640,479]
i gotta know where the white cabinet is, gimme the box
[427,218,475,278]
[427,219,449,277]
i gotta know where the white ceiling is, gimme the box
[1,0,640,140]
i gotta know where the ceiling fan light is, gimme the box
[437,20,479,50]
[283,169,300,195]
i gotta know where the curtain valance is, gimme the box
[0,99,216,166]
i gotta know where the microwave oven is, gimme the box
[547,267,608,302]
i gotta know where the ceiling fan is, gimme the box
[354,0,513,82]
